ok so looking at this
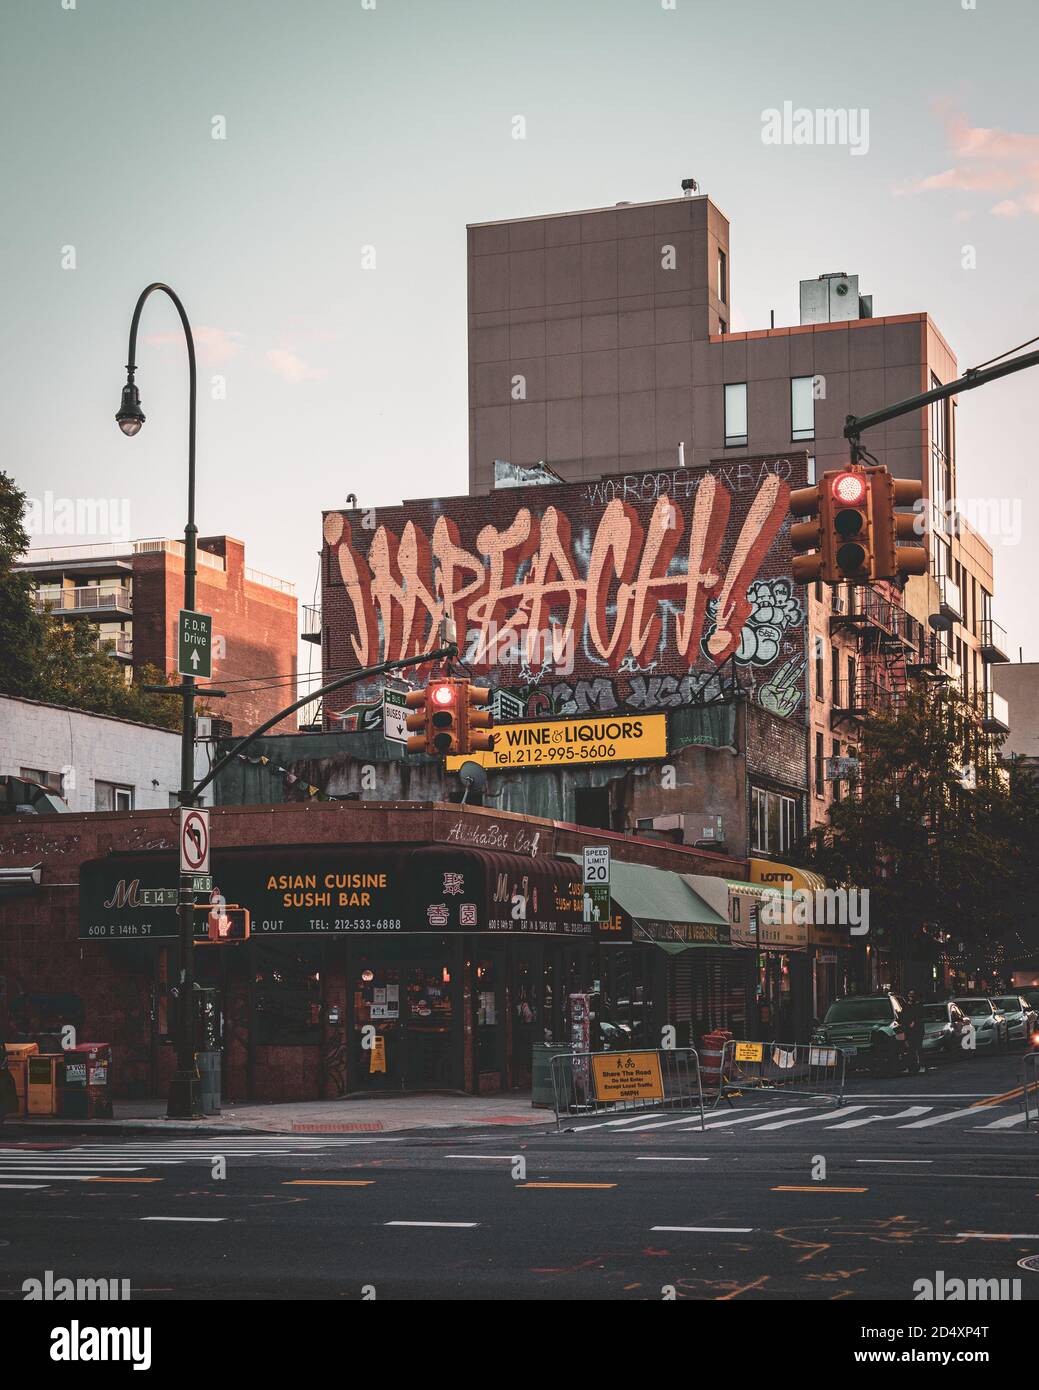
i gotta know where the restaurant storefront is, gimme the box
[76,842,649,1099]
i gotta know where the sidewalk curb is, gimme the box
[2,1120,286,1137]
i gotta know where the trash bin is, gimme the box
[196,1051,221,1115]
[27,1054,62,1116]
[531,1044,571,1109]
[61,1044,113,1119]
[5,1043,39,1117]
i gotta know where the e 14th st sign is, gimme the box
[178,609,213,679]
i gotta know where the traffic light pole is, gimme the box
[189,645,458,804]
[845,345,1039,454]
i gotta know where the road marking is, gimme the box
[622,1115,706,1132]
[772,1185,868,1193]
[282,1180,374,1186]
[384,1220,479,1228]
[651,1225,754,1233]
[973,1083,1034,1108]
[0,1183,46,1189]
[444,1155,517,1160]
[635,1156,710,1162]
[972,1113,1029,1130]
[900,1105,993,1129]
[515,1182,617,1189]
[754,1106,868,1131]
[570,1113,673,1132]
[957,1231,1039,1240]
[856,1159,933,1165]
[701,1106,806,1130]
[85,1177,162,1183]
[825,1106,930,1130]
[141,1216,226,1223]
[0,1173,137,1181]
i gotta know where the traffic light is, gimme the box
[196,903,250,943]
[789,482,829,583]
[427,678,460,754]
[462,684,494,754]
[869,471,928,581]
[827,468,873,582]
[405,685,430,753]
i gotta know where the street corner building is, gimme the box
[0,801,764,1102]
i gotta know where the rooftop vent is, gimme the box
[799,272,873,325]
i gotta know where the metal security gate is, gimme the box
[550,1047,704,1132]
[713,1039,846,1109]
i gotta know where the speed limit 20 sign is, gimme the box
[583,846,610,885]
[180,808,210,875]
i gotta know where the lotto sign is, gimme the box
[591,1051,665,1103]
[734,1041,763,1063]
[179,808,210,875]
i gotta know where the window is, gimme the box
[718,319,727,335]
[831,647,840,704]
[20,767,61,792]
[751,786,798,854]
[724,383,747,447]
[791,376,815,441]
[95,781,133,812]
[718,248,728,304]
[815,732,824,796]
[814,636,824,702]
[832,739,842,799]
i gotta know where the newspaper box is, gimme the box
[4,1042,39,1116]
[62,1043,112,1119]
[27,1054,62,1116]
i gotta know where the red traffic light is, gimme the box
[431,684,455,707]
[831,471,868,506]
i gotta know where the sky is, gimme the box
[2,0,1037,681]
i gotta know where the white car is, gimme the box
[991,995,1039,1046]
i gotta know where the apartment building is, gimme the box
[466,189,1012,834]
[17,535,299,735]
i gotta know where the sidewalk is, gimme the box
[3,1092,552,1136]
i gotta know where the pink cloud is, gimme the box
[903,106,1039,217]
[264,348,328,383]
[143,325,245,368]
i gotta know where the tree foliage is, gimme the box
[798,682,1039,972]
[0,470,181,731]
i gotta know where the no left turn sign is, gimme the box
[180,808,210,875]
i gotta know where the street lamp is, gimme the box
[116,282,202,1120]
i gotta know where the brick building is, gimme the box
[18,535,298,735]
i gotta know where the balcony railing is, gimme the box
[983,690,1010,733]
[245,565,296,595]
[35,586,132,615]
[98,632,133,658]
[938,574,962,623]
[302,604,321,644]
[980,616,1009,664]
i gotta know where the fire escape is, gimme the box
[829,585,927,733]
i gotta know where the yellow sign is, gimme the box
[445,714,667,772]
[591,1050,664,1103]
[369,1036,386,1075]
[734,1041,763,1062]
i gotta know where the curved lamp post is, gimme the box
[116,283,202,1119]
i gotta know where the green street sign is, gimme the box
[181,873,213,894]
[178,609,213,679]
[141,888,179,908]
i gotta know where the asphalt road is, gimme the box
[1,1048,1036,1302]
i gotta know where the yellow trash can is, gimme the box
[5,1042,39,1117]
[27,1054,62,1116]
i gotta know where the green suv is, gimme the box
[812,993,908,1074]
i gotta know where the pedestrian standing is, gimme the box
[902,991,924,1074]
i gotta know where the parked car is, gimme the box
[949,997,1009,1051]
[991,995,1039,1047]
[920,1000,975,1059]
[812,993,908,1073]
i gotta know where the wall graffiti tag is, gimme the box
[321,454,809,723]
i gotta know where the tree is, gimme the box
[798,682,1039,980]
[0,471,43,695]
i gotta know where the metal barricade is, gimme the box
[713,1039,846,1110]
[1023,1052,1039,1130]
[550,1047,704,1133]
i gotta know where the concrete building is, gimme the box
[0,694,214,812]
[465,190,1013,830]
[993,661,1039,762]
[17,535,299,735]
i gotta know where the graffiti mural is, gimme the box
[321,455,809,723]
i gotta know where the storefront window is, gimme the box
[253,940,321,1045]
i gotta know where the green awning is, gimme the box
[563,854,730,946]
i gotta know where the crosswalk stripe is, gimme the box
[701,1106,806,1129]
[824,1106,931,1130]
[973,1113,1029,1130]
[754,1106,869,1131]
[899,1105,993,1129]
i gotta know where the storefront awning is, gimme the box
[563,855,730,947]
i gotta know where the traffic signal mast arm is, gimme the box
[844,343,1039,453]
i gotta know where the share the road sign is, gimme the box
[178,609,213,679]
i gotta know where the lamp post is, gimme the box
[116,283,203,1119]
